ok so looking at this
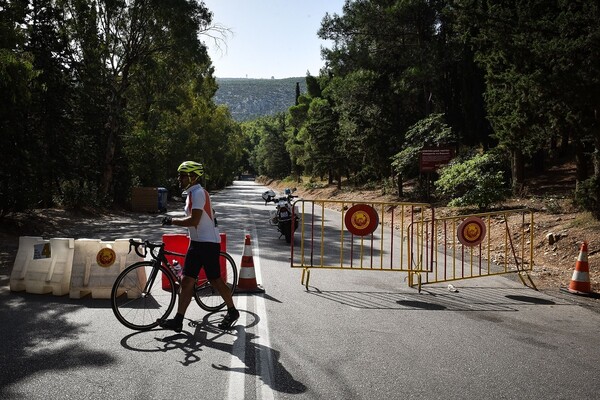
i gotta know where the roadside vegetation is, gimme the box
[1,1,598,225]
[243,1,599,221]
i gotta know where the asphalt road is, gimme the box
[1,180,600,399]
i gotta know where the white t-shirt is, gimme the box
[184,184,220,243]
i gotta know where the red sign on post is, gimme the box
[419,147,455,172]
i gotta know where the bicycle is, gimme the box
[110,238,238,331]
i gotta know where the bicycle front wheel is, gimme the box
[111,261,177,330]
[194,251,238,312]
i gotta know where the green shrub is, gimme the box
[54,179,102,209]
[542,196,564,215]
[435,152,508,210]
[574,176,600,219]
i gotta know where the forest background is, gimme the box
[1,0,599,221]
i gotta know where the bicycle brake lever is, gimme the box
[129,242,146,258]
[128,240,137,255]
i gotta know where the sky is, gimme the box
[202,0,346,79]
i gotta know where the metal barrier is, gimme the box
[291,199,432,289]
[407,208,536,292]
[291,200,536,292]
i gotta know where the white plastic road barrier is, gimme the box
[69,238,143,299]
[10,236,75,296]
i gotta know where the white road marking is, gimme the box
[250,208,276,400]
[226,204,276,400]
[256,294,275,400]
[227,294,247,400]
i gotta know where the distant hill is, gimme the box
[214,77,307,122]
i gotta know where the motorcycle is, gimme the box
[262,188,299,244]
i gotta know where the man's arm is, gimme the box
[172,208,202,227]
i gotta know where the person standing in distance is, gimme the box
[159,161,239,332]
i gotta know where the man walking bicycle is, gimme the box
[159,161,239,332]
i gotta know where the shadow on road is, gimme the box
[119,310,307,395]
[0,291,116,398]
[304,286,572,312]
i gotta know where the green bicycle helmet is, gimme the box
[177,161,204,177]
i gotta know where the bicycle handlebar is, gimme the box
[128,239,185,260]
[128,239,149,258]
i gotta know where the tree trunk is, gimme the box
[511,148,525,196]
[593,128,600,178]
[100,114,117,197]
[593,130,600,220]
[100,73,129,198]
[396,173,403,197]
[532,149,545,173]
[575,138,589,183]
[559,131,570,157]
[549,135,558,160]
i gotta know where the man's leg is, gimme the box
[209,277,239,329]
[158,276,195,332]
[209,277,235,308]
[177,276,196,313]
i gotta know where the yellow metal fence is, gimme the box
[291,199,432,289]
[407,209,536,291]
[291,200,536,291]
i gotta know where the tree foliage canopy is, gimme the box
[2,0,599,218]
[243,0,599,216]
[0,0,242,214]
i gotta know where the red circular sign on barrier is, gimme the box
[96,247,116,268]
[457,217,486,247]
[344,204,379,236]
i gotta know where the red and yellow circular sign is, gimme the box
[457,217,486,247]
[96,247,116,268]
[344,204,379,236]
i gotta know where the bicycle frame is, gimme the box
[112,238,238,330]
[129,239,185,293]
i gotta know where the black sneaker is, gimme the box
[158,318,183,333]
[218,309,240,330]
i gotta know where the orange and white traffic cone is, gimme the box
[567,242,593,295]
[236,234,265,293]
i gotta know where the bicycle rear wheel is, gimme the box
[194,251,238,312]
[111,261,177,330]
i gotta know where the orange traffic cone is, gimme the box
[567,242,593,295]
[236,235,265,293]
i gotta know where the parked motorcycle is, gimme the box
[262,188,299,244]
